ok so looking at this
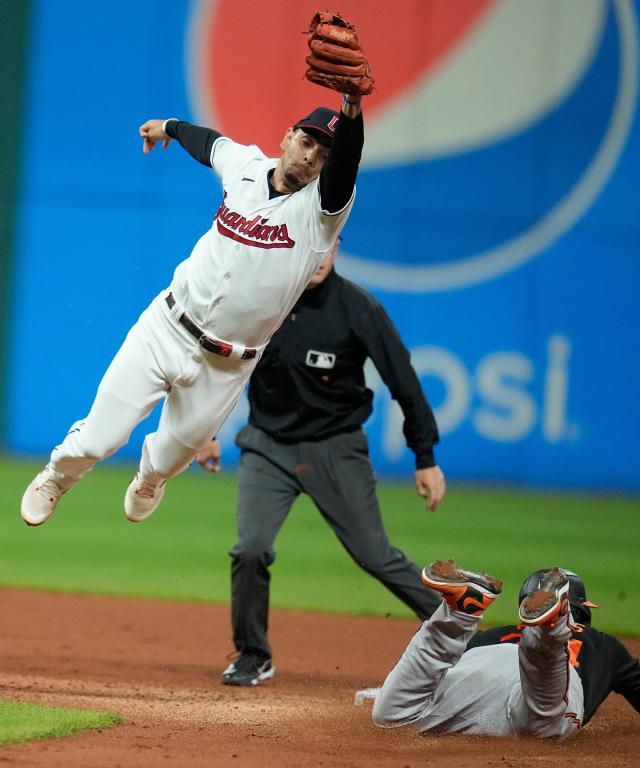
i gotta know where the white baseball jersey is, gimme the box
[169,137,354,351]
[34,121,360,523]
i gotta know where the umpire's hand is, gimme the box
[415,466,446,512]
[196,439,221,473]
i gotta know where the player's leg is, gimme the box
[224,426,301,686]
[509,569,584,740]
[372,560,502,730]
[21,311,170,526]
[300,429,441,618]
[123,319,260,521]
[53,390,160,482]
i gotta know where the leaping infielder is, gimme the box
[21,12,373,526]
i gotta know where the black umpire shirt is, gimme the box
[247,268,440,469]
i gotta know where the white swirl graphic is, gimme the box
[339,0,638,292]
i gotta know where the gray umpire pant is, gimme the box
[229,424,441,660]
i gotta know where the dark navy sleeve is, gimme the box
[318,110,363,213]
[164,119,223,168]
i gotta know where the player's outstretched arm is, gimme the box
[139,119,172,153]
[305,10,368,212]
[139,119,222,167]
[341,94,362,119]
[317,101,364,213]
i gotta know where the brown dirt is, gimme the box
[0,588,638,767]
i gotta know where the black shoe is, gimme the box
[222,654,275,687]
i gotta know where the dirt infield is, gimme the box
[0,589,638,767]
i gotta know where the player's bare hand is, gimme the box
[139,119,172,154]
[415,466,446,512]
[196,439,221,473]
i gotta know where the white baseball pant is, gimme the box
[47,293,259,487]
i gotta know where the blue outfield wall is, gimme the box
[5,0,640,490]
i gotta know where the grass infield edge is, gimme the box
[0,699,122,747]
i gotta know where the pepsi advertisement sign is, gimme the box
[6,0,640,490]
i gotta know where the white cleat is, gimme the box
[124,473,166,523]
[21,467,68,526]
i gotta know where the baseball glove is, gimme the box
[305,11,374,96]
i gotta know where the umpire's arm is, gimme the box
[353,297,445,511]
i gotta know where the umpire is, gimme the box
[197,239,446,686]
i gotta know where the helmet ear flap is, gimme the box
[571,602,593,626]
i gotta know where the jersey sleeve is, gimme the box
[303,180,355,256]
[318,110,363,214]
[163,119,267,180]
[610,637,640,714]
[301,108,363,256]
[164,120,222,167]
[210,139,264,182]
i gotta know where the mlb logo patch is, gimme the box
[306,350,336,369]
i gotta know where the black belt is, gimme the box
[165,293,256,360]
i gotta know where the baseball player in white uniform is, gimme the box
[20,94,365,526]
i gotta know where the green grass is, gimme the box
[0,699,121,746]
[1,459,639,635]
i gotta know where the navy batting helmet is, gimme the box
[518,568,599,626]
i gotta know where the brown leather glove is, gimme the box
[305,11,374,96]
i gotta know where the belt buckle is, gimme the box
[197,334,209,349]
